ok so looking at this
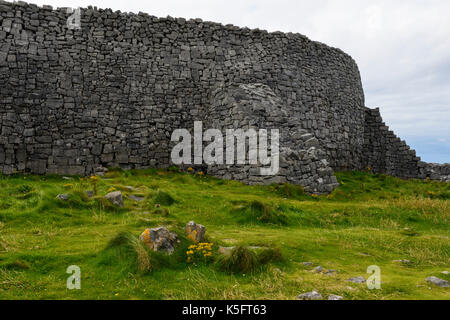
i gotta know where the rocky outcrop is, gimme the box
[139,227,179,254]
[185,221,206,243]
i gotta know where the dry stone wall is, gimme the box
[363,107,450,182]
[0,1,448,191]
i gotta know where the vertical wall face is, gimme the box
[363,107,450,181]
[363,107,422,178]
[0,1,365,179]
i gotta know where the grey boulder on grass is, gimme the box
[56,194,69,201]
[297,291,323,300]
[426,276,449,288]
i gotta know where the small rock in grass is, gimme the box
[185,221,206,243]
[139,226,179,255]
[328,294,344,300]
[347,276,366,284]
[62,176,72,180]
[313,266,324,273]
[393,259,413,265]
[441,271,449,275]
[85,190,94,198]
[129,194,145,202]
[324,269,338,276]
[105,191,123,207]
[297,291,323,300]
[426,276,449,288]
[302,262,313,266]
[56,194,69,201]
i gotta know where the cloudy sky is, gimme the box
[14,0,450,163]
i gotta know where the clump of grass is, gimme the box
[271,183,306,199]
[102,232,151,273]
[16,185,33,194]
[153,207,170,217]
[13,184,37,200]
[257,247,283,265]
[154,190,175,206]
[93,196,123,212]
[400,228,420,237]
[427,191,450,200]
[3,259,30,270]
[232,200,288,225]
[217,245,259,274]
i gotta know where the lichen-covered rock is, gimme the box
[185,221,206,243]
[105,191,123,207]
[139,227,179,254]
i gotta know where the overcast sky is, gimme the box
[13,0,450,163]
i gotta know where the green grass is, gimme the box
[0,169,449,300]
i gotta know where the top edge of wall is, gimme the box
[0,0,357,62]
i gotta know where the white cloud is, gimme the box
[8,0,450,162]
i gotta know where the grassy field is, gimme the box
[0,168,449,300]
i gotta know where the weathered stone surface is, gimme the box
[393,259,413,265]
[185,221,206,243]
[347,276,366,284]
[105,191,123,207]
[139,226,179,254]
[56,193,69,201]
[297,291,323,300]
[328,294,344,300]
[313,266,324,273]
[129,194,145,202]
[324,269,338,276]
[425,276,450,288]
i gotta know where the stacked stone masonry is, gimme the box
[0,1,448,193]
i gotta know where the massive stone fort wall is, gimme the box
[0,1,448,193]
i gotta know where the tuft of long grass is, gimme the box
[154,190,175,206]
[104,232,151,273]
[232,200,288,225]
[257,247,284,265]
[217,246,259,274]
